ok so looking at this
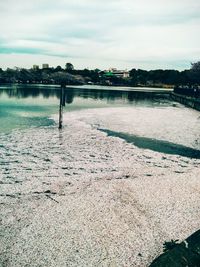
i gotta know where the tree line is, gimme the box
[0,61,199,87]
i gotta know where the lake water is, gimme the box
[1,84,200,267]
[0,84,171,133]
[0,84,199,157]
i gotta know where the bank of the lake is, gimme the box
[171,92,200,111]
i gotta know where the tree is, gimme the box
[41,72,50,84]
[50,72,83,86]
[191,61,200,71]
[189,61,200,84]
[55,65,63,72]
[65,63,74,71]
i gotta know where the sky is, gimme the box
[0,0,199,70]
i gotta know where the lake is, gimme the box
[0,84,172,133]
[0,84,199,157]
[1,84,200,267]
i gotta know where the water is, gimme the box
[0,84,199,157]
[0,84,200,267]
[99,129,200,159]
[0,84,171,133]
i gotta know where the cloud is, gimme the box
[0,46,44,55]
[0,0,199,70]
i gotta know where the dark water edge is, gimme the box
[171,92,200,112]
[99,129,200,159]
[150,230,200,267]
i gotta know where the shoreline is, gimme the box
[171,92,200,111]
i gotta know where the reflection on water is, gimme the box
[0,84,171,103]
[0,84,171,132]
[0,85,60,99]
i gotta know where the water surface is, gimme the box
[0,84,171,133]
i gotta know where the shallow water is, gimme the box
[0,84,171,133]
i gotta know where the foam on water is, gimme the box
[1,106,199,191]
[0,105,200,267]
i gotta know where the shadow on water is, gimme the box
[99,129,200,159]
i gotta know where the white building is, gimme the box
[108,68,130,78]
[42,64,49,69]
[33,65,39,70]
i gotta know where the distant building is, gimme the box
[33,65,39,70]
[106,68,130,78]
[42,64,49,69]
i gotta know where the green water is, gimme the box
[0,84,171,133]
[0,93,57,132]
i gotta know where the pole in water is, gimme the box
[58,85,65,129]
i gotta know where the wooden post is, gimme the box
[58,85,65,129]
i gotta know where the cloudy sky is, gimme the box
[0,0,199,70]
